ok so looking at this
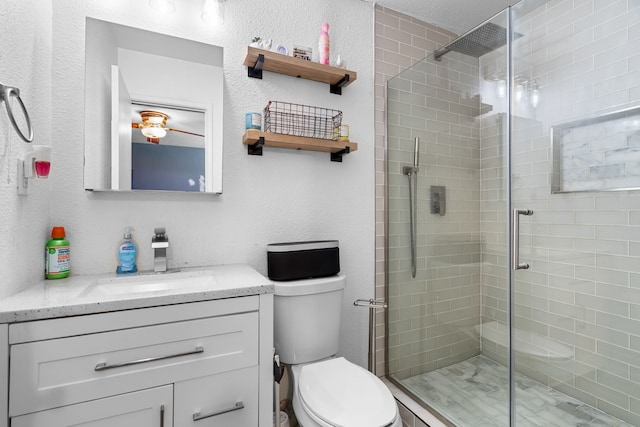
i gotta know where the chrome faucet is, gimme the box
[151,227,169,273]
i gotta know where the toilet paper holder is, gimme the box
[354,298,387,373]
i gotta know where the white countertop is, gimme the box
[0,264,273,323]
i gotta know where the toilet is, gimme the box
[273,273,401,427]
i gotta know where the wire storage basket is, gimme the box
[264,101,343,140]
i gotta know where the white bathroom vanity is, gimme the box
[0,264,274,427]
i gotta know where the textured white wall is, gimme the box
[1,0,375,367]
[0,0,52,297]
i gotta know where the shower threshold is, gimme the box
[398,355,633,427]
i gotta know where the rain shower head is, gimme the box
[434,22,521,61]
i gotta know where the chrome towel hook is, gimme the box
[0,82,33,142]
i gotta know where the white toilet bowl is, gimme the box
[269,262,401,427]
[290,357,401,427]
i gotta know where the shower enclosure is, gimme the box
[385,1,640,426]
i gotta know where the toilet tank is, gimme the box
[273,274,346,364]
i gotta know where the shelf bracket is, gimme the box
[330,146,350,162]
[247,137,264,156]
[330,74,350,95]
[248,54,264,79]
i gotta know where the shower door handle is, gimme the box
[512,209,533,270]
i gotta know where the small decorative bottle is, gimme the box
[319,23,330,65]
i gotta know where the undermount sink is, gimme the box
[81,269,217,298]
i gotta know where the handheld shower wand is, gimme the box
[403,137,420,278]
[403,137,420,174]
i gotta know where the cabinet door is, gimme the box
[174,366,258,427]
[11,385,173,427]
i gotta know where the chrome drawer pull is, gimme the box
[193,401,244,421]
[95,346,204,371]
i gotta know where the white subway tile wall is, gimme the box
[379,0,640,425]
[374,5,457,378]
[386,45,485,380]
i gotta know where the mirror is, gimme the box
[83,18,223,193]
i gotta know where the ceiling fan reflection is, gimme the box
[132,110,204,144]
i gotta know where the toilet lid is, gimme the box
[298,357,397,427]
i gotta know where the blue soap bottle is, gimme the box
[116,228,138,274]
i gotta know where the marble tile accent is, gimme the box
[552,109,640,193]
[384,378,448,427]
[400,355,634,427]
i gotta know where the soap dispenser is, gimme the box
[116,228,138,274]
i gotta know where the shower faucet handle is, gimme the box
[430,185,446,216]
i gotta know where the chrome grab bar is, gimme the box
[193,401,244,421]
[0,82,33,142]
[512,209,533,270]
[354,299,388,372]
[95,346,204,371]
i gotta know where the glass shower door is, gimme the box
[386,10,512,426]
[509,1,640,425]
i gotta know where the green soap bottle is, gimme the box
[45,226,70,279]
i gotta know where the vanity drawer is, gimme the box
[174,365,258,427]
[9,312,258,417]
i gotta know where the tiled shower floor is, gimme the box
[401,355,633,427]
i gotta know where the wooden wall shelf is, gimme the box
[243,46,357,95]
[242,130,358,162]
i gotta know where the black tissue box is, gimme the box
[267,240,340,281]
